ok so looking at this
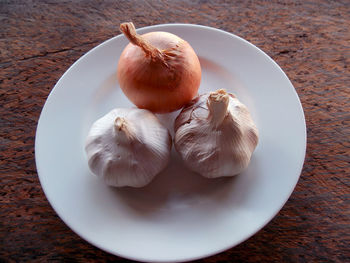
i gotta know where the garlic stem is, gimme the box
[114,117,134,141]
[120,22,164,62]
[114,117,126,131]
[207,89,229,128]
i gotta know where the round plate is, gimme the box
[35,24,306,262]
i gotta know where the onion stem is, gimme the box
[120,22,164,62]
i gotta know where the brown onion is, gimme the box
[117,22,201,113]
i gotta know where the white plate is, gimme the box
[35,24,306,262]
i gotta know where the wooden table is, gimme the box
[1,1,349,262]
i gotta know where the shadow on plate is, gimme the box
[109,149,239,215]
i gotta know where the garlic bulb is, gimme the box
[174,89,259,178]
[85,108,171,187]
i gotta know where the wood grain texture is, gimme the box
[1,0,349,262]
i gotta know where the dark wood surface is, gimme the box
[1,1,349,262]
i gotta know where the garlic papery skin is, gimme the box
[174,89,259,178]
[85,108,172,187]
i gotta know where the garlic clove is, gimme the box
[85,108,172,187]
[174,89,258,178]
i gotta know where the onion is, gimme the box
[117,22,201,113]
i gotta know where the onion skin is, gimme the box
[117,23,201,113]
